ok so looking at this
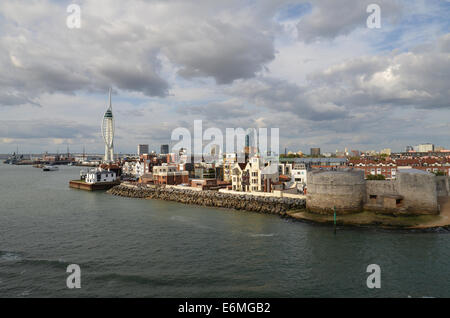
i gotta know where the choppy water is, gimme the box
[0,163,449,297]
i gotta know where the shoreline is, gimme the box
[107,184,450,233]
[288,207,450,233]
[107,184,305,216]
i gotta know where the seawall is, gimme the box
[107,184,306,215]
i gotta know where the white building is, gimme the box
[417,143,434,152]
[122,161,138,175]
[223,152,238,182]
[231,163,246,191]
[84,168,116,184]
[231,155,281,193]
[135,161,148,177]
[122,160,149,177]
[246,155,264,192]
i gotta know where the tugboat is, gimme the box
[43,165,59,171]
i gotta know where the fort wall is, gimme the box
[307,169,442,216]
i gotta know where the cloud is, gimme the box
[162,19,276,84]
[0,0,286,106]
[226,33,450,126]
[177,100,253,121]
[227,77,349,121]
[306,33,450,110]
[0,119,97,139]
[0,0,448,153]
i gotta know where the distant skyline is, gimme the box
[0,0,449,154]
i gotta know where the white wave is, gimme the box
[0,251,22,262]
[249,233,275,237]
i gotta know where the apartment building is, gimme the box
[153,165,189,185]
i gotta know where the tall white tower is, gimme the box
[102,88,115,163]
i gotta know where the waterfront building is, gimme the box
[122,161,137,175]
[261,163,280,192]
[230,154,284,193]
[290,163,308,185]
[246,155,264,192]
[153,164,189,185]
[194,164,216,179]
[135,161,147,177]
[84,168,117,184]
[190,179,224,190]
[102,89,115,163]
[231,163,247,191]
[139,173,154,184]
[278,163,292,176]
[223,153,237,182]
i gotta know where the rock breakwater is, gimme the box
[107,184,305,215]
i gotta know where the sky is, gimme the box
[0,0,449,155]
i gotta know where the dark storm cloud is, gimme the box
[100,65,169,98]
[164,19,276,84]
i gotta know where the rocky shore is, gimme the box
[107,184,306,215]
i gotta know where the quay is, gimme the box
[107,183,306,215]
[69,179,120,191]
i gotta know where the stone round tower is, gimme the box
[306,170,365,215]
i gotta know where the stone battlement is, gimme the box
[307,169,446,216]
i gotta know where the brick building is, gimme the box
[153,165,189,185]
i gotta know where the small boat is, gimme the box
[43,165,59,171]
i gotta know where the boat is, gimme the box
[3,152,21,164]
[43,165,59,171]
